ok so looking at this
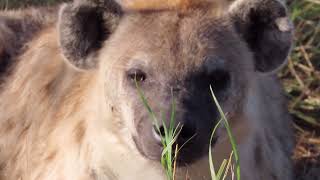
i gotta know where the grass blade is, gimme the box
[209,118,223,180]
[210,86,241,180]
[217,159,228,180]
[222,151,234,180]
[135,81,160,132]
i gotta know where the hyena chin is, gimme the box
[0,0,294,179]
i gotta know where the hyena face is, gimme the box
[99,11,253,163]
[59,0,293,165]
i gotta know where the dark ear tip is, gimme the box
[57,2,108,70]
[58,4,89,70]
[229,0,294,74]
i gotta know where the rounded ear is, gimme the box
[228,0,294,73]
[58,0,123,70]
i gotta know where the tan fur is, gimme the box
[0,28,96,180]
[0,6,58,85]
[0,0,293,179]
[0,26,166,179]
[120,0,219,11]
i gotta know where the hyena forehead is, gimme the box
[102,7,251,76]
[119,0,226,11]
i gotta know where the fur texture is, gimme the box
[0,0,294,179]
[0,6,58,85]
[118,0,222,11]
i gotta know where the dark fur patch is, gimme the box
[58,0,123,70]
[254,138,263,167]
[1,119,16,134]
[74,120,87,144]
[0,6,58,81]
[44,150,58,162]
[230,0,293,73]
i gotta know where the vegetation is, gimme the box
[137,80,241,180]
[136,81,182,180]
[282,1,320,179]
[209,86,241,180]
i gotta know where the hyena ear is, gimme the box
[228,0,293,73]
[58,0,123,70]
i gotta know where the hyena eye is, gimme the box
[127,69,147,83]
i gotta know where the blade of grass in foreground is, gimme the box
[216,159,228,179]
[209,119,223,180]
[135,81,161,136]
[222,152,234,180]
[135,80,181,180]
[209,118,235,180]
[210,86,241,180]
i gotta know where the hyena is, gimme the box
[0,6,58,83]
[0,0,294,179]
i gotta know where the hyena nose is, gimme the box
[152,125,164,143]
[152,122,196,145]
[177,122,197,143]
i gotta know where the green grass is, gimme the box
[135,80,182,180]
[136,79,240,180]
[209,119,235,180]
[209,86,240,180]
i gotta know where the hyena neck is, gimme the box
[0,27,101,179]
[0,6,59,78]
[240,75,293,180]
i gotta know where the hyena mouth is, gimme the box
[174,134,219,166]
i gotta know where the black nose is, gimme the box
[178,123,197,142]
[152,125,165,143]
[152,122,196,145]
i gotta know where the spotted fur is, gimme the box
[0,0,294,179]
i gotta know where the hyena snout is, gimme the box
[150,80,228,164]
[152,117,197,145]
[150,105,218,164]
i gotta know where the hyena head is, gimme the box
[59,0,293,165]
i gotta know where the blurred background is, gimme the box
[0,0,319,179]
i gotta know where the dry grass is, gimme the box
[282,1,320,179]
[0,0,319,179]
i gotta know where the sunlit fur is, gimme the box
[0,0,293,179]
